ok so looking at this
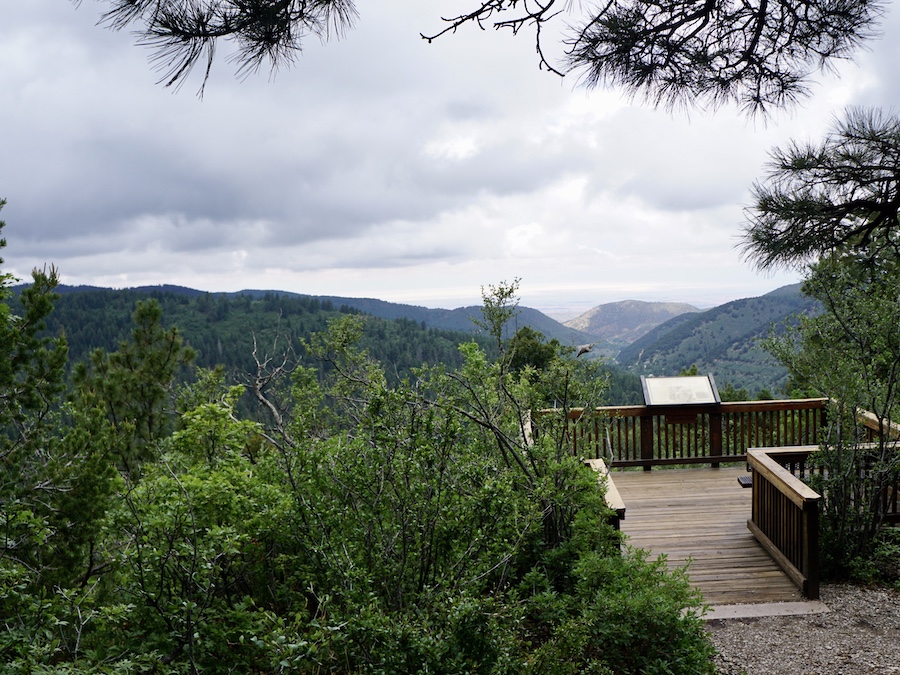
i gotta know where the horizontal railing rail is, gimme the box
[747,446,821,599]
[536,398,828,470]
[856,409,900,442]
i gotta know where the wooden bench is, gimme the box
[585,458,626,529]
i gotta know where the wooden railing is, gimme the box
[746,447,821,599]
[857,409,900,442]
[542,398,828,469]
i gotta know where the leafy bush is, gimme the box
[1,274,716,673]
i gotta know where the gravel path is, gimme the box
[707,583,900,674]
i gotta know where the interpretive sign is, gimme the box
[641,375,720,406]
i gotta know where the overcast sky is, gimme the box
[3,2,900,318]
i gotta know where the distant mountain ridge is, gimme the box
[564,300,700,345]
[21,283,646,404]
[44,283,817,394]
[47,284,597,349]
[615,284,819,394]
[307,297,598,347]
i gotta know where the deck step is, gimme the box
[704,601,829,620]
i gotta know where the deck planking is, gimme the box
[611,466,803,606]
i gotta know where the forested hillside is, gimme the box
[33,286,493,376]
[16,285,644,404]
[254,292,598,347]
[616,285,820,395]
[18,282,824,402]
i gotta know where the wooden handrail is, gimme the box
[856,409,900,440]
[585,458,625,531]
[748,447,820,508]
[538,398,830,420]
[534,398,829,469]
[747,446,821,599]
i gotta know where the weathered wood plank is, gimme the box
[585,458,625,517]
[612,467,804,605]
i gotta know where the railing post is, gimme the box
[709,410,722,468]
[804,500,820,599]
[640,414,653,471]
[819,406,828,445]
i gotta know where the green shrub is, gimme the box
[2,283,717,674]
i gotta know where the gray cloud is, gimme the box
[3,0,896,310]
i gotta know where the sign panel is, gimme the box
[641,375,720,406]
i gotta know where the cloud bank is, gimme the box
[3,1,898,314]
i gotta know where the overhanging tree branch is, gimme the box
[743,107,900,269]
[90,0,359,93]
[83,0,885,109]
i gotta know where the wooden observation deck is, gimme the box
[564,398,900,606]
[558,398,831,604]
[611,466,804,606]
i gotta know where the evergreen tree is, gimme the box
[0,202,122,666]
[744,108,900,269]
[0,199,69,546]
[0,205,67,470]
[73,299,196,474]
